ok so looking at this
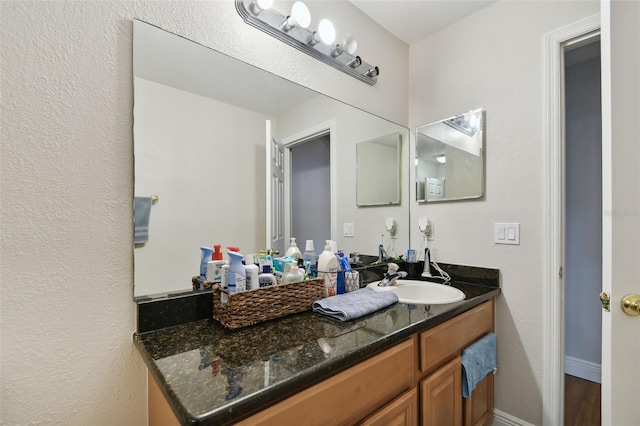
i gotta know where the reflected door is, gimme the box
[266,120,284,254]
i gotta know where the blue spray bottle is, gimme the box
[227,251,247,292]
[200,247,213,281]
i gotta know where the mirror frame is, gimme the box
[414,109,485,203]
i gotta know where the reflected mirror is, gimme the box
[133,20,410,300]
[356,133,401,206]
[415,109,484,202]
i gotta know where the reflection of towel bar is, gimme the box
[151,194,159,205]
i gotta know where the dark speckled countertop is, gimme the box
[134,265,500,426]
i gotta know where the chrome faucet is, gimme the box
[378,244,388,263]
[378,263,407,286]
[379,271,408,287]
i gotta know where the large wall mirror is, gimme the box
[415,109,484,202]
[133,20,410,300]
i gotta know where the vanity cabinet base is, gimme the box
[148,373,180,426]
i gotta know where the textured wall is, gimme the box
[408,1,599,424]
[0,1,408,424]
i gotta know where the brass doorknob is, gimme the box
[621,294,640,316]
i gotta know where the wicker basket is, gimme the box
[212,278,325,329]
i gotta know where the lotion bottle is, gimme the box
[284,237,302,259]
[317,240,338,297]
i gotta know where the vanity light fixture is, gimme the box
[435,155,446,164]
[236,0,379,85]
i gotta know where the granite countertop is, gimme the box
[134,267,500,426]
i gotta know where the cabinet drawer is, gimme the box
[238,338,415,426]
[419,301,493,374]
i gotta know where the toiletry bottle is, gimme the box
[302,240,318,278]
[336,251,351,294]
[281,262,303,283]
[284,237,302,259]
[212,244,223,261]
[220,263,230,304]
[207,258,227,283]
[258,265,277,287]
[199,247,213,281]
[244,263,259,290]
[317,240,338,297]
[206,244,227,283]
[227,251,246,292]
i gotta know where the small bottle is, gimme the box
[227,251,246,292]
[258,265,277,287]
[302,240,318,278]
[317,240,338,297]
[244,263,259,290]
[284,237,302,259]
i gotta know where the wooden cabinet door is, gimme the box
[361,388,418,426]
[420,356,462,426]
[464,372,493,426]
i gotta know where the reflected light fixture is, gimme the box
[236,0,379,85]
[435,155,447,164]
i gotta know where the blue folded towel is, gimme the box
[461,332,497,398]
[312,287,398,321]
[134,196,153,244]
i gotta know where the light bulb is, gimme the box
[256,0,272,10]
[317,19,336,45]
[251,0,272,14]
[469,114,478,129]
[343,33,357,55]
[290,2,310,29]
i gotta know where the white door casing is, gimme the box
[543,16,600,424]
[266,120,285,254]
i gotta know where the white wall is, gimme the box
[564,52,602,379]
[408,1,600,424]
[134,78,269,297]
[0,1,409,424]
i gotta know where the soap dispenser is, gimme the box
[285,237,302,259]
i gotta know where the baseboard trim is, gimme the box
[491,409,536,426]
[565,355,602,384]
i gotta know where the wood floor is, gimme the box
[565,374,601,426]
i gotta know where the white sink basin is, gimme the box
[367,279,465,305]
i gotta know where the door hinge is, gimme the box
[558,266,563,279]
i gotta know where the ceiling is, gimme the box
[349,0,497,45]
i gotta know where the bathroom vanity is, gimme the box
[134,269,499,426]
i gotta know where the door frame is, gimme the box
[542,14,601,426]
[281,120,337,245]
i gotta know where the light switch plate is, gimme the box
[343,222,355,237]
[495,223,520,245]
